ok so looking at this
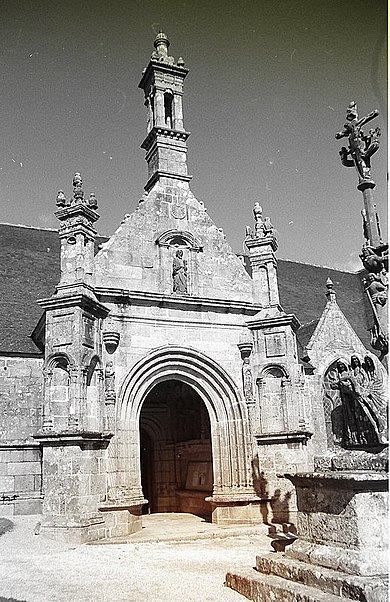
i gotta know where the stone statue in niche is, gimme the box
[329,356,388,447]
[172,249,188,293]
[104,361,116,403]
[242,357,254,402]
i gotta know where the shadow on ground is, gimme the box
[0,519,14,537]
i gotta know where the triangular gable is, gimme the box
[93,183,253,302]
[304,294,369,376]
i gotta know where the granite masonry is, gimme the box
[0,35,388,598]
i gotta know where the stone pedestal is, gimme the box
[226,460,388,601]
[206,493,262,525]
[35,431,119,544]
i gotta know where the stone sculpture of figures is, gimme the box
[364,272,388,352]
[335,101,380,183]
[360,245,388,274]
[253,202,274,238]
[104,361,116,403]
[329,356,388,447]
[242,357,254,402]
[172,249,188,293]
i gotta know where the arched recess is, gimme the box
[258,364,290,433]
[83,353,104,432]
[155,230,203,295]
[42,352,74,430]
[112,345,254,505]
[322,358,344,448]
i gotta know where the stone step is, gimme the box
[225,568,351,602]
[255,553,388,601]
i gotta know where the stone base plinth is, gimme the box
[226,553,388,602]
[40,513,106,544]
[226,469,388,600]
[99,503,144,539]
[206,494,261,525]
[285,470,388,577]
[40,504,144,543]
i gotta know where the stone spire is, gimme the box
[138,32,191,192]
[245,202,280,309]
[54,172,100,290]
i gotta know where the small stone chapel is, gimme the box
[0,32,387,543]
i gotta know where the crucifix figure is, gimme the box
[335,101,380,183]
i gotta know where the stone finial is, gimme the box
[253,202,264,237]
[88,192,98,210]
[326,277,336,302]
[72,172,84,203]
[177,56,185,67]
[73,172,83,188]
[154,31,169,52]
[56,190,66,207]
[253,202,275,238]
[152,31,174,64]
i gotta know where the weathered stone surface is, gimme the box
[227,552,388,602]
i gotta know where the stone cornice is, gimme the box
[33,431,113,449]
[138,60,189,90]
[37,286,109,318]
[141,126,190,151]
[94,287,263,316]
[55,204,99,224]
[246,234,278,252]
[283,471,388,490]
[255,431,313,445]
[247,312,301,332]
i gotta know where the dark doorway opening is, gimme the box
[139,379,213,520]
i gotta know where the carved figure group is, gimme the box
[329,355,388,447]
[363,268,388,354]
[335,101,381,183]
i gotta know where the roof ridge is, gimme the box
[0,222,58,232]
[0,222,110,238]
[277,256,361,274]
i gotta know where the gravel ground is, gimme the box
[0,516,271,602]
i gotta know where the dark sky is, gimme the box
[0,0,387,271]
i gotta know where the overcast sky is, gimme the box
[0,0,387,271]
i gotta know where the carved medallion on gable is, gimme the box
[171,197,186,219]
[265,332,286,357]
[52,314,73,347]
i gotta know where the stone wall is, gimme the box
[0,443,42,516]
[0,356,43,516]
[0,356,43,441]
[94,181,253,302]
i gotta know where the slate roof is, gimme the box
[0,224,107,355]
[0,224,371,356]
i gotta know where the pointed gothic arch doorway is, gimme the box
[140,379,212,519]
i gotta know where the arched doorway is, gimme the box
[140,379,212,519]
[114,345,255,525]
